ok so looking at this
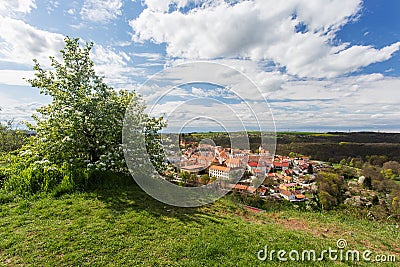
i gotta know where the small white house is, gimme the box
[280,190,296,201]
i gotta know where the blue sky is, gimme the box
[0,0,400,132]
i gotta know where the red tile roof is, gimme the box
[282,183,297,187]
[280,190,294,197]
[209,165,230,172]
[225,158,241,165]
[248,162,266,167]
[258,187,267,193]
[234,184,248,190]
[273,161,289,167]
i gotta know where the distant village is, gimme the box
[164,140,328,202]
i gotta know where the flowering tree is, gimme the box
[0,37,165,194]
[28,37,165,172]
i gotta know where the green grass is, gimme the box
[0,177,398,266]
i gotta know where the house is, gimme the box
[252,169,265,178]
[258,145,271,156]
[196,156,215,167]
[279,183,298,191]
[214,148,229,164]
[247,186,257,194]
[294,193,306,201]
[180,164,206,174]
[232,184,257,194]
[280,190,296,201]
[270,187,280,194]
[273,161,289,171]
[247,161,267,176]
[212,157,220,165]
[231,149,247,158]
[209,165,230,180]
[233,183,248,192]
[248,155,261,162]
[283,176,293,183]
[258,186,268,195]
[275,173,284,181]
[225,158,243,168]
[280,189,307,202]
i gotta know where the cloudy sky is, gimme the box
[1,0,400,132]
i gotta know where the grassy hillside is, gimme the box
[0,176,398,266]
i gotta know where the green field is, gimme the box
[188,131,337,137]
[0,176,398,266]
[277,132,338,137]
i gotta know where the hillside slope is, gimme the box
[0,177,398,266]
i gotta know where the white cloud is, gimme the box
[149,99,274,133]
[46,0,60,14]
[80,0,123,23]
[138,62,400,131]
[142,0,192,12]
[114,40,132,47]
[0,0,36,16]
[130,52,163,61]
[268,75,400,130]
[0,16,65,66]
[310,42,400,78]
[142,0,171,12]
[0,91,48,123]
[67,8,75,15]
[371,114,384,119]
[0,70,35,86]
[92,44,130,66]
[91,44,147,87]
[129,0,400,78]
[152,58,288,99]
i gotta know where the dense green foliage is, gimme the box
[0,119,26,154]
[315,172,345,211]
[27,37,136,173]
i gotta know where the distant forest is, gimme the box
[181,132,400,163]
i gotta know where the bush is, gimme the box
[0,120,27,153]
[0,167,6,189]
[1,153,91,196]
[5,163,57,195]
